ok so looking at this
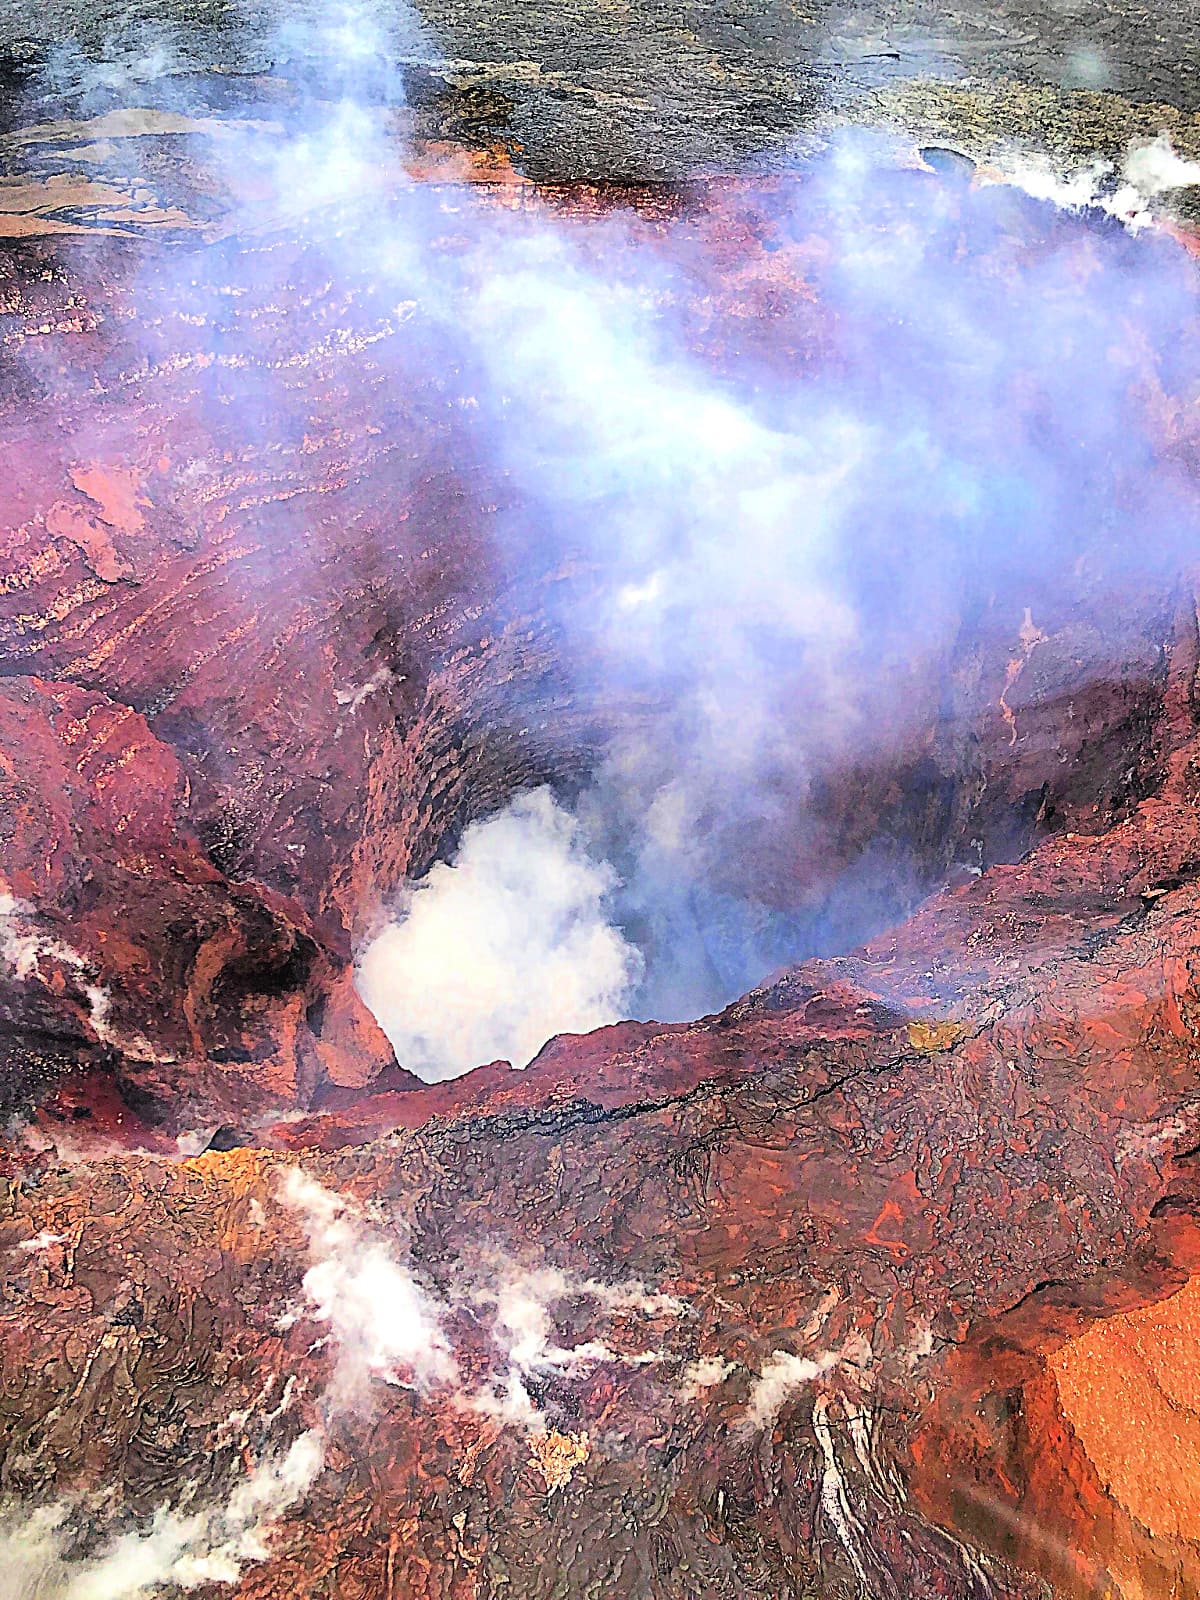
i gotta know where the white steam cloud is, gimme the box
[355,789,643,1082]
[279,1166,457,1397]
[20,6,1200,1078]
[744,1349,840,1431]
[678,1355,735,1401]
[472,1263,684,1426]
[281,1171,684,1429]
[0,1432,322,1600]
[993,132,1200,230]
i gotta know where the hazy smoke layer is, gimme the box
[357,790,643,1080]
[18,7,1200,1080]
[351,123,1200,1066]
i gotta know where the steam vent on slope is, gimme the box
[14,5,1200,1599]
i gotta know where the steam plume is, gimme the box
[281,1171,684,1428]
[745,1350,840,1431]
[994,131,1200,229]
[0,1432,322,1600]
[279,1166,457,1398]
[471,1262,684,1426]
[356,790,643,1081]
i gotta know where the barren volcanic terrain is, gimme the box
[5,65,1200,1600]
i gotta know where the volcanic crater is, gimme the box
[3,56,1200,1600]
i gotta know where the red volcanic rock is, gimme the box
[4,593,1200,1596]
[0,672,396,1118]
